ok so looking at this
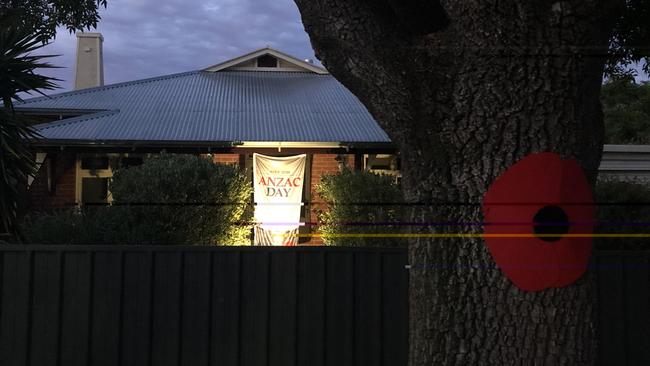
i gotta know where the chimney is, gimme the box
[74,32,104,90]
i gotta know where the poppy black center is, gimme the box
[533,205,569,242]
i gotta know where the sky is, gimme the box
[37,0,318,92]
[35,0,648,93]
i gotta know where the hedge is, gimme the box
[24,154,253,245]
[315,169,405,247]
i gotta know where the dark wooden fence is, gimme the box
[1,246,649,366]
[595,251,650,365]
[0,246,408,366]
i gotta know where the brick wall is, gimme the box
[212,153,241,165]
[27,154,77,211]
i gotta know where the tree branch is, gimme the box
[294,0,451,143]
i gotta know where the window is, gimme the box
[76,153,145,205]
[81,156,109,170]
[257,54,278,68]
[364,154,401,184]
[81,177,109,204]
[365,154,399,171]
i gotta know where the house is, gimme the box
[17,33,399,244]
[18,34,648,244]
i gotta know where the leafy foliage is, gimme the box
[0,27,58,241]
[0,0,108,41]
[0,27,59,100]
[22,208,98,244]
[606,0,650,78]
[1,0,109,239]
[0,111,35,239]
[595,179,650,250]
[315,169,405,247]
[109,154,253,245]
[24,154,254,245]
[601,78,650,144]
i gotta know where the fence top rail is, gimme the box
[2,245,644,257]
[0,244,408,253]
[593,249,650,257]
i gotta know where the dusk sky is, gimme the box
[35,0,648,93]
[37,0,318,92]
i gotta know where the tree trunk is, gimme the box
[294,0,622,364]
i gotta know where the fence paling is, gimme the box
[0,246,647,365]
[0,246,408,366]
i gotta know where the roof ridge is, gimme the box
[34,109,120,131]
[216,70,331,76]
[18,70,201,105]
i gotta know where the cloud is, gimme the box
[36,0,318,92]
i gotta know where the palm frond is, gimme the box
[0,27,61,103]
[0,26,59,240]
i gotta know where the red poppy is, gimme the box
[482,152,594,291]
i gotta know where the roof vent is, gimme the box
[257,54,278,68]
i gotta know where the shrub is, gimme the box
[23,206,131,244]
[108,153,252,245]
[601,79,650,144]
[315,169,405,247]
[24,154,253,245]
[595,179,650,250]
[23,209,85,244]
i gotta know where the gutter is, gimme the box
[29,139,398,154]
[29,139,243,153]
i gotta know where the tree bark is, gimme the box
[294,0,623,364]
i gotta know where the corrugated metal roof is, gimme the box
[17,71,391,144]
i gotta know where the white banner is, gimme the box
[253,153,306,246]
